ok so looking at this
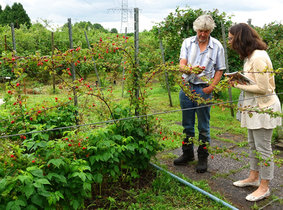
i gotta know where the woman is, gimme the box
[228,23,282,202]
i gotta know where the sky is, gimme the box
[0,0,282,32]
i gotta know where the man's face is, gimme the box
[197,30,211,43]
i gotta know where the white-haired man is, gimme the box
[174,15,226,173]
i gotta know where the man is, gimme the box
[173,15,226,173]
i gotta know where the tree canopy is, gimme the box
[0,3,31,28]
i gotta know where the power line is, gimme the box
[108,0,134,33]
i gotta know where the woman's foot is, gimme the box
[246,188,270,202]
[233,178,260,187]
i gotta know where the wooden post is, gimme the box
[221,21,234,117]
[4,35,7,51]
[158,28,173,107]
[51,32,56,94]
[67,18,78,123]
[11,23,16,51]
[134,8,139,116]
[84,30,101,87]
[121,27,127,97]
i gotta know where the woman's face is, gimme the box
[228,32,234,46]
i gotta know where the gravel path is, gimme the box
[156,133,283,209]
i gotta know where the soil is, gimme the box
[84,169,156,209]
[156,130,283,210]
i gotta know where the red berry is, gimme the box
[16,83,20,87]
[68,144,72,147]
[11,154,14,158]
[82,147,86,150]
[32,160,35,163]
[11,120,15,124]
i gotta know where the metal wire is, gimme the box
[0,91,282,139]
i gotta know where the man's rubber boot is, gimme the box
[196,145,209,173]
[173,143,194,165]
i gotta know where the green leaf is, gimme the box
[30,169,44,178]
[18,175,32,184]
[93,173,103,183]
[25,204,38,210]
[33,178,50,189]
[26,166,44,178]
[89,156,96,165]
[36,178,50,185]
[38,189,50,197]
[6,199,26,210]
[0,178,7,191]
[31,194,43,207]
[47,159,65,168]
[78,172,86,182]
[70,172,86,182]
[24,184,35,199]
[46,173,67,184]
[70,199,80,210]
[55,191,64,200]
[83,182,91,191]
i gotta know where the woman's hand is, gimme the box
[228,80,236,87]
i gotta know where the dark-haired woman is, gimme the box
[228,23,281,202]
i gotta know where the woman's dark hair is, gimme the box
[229,23,267,59]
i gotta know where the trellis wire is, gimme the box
[0,92,282,139]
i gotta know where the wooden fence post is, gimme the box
[121,27,127,97]
[67,18,79,125]
[158,28,173,107]
[51,32,56,94]
[134,8,140,116]
[221,21,234,117]
[84,30,102,87]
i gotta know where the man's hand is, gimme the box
[202,86,214,94]
[179,65,205,75]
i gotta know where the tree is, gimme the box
[0,3,31,28]
[110,28,118,33]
